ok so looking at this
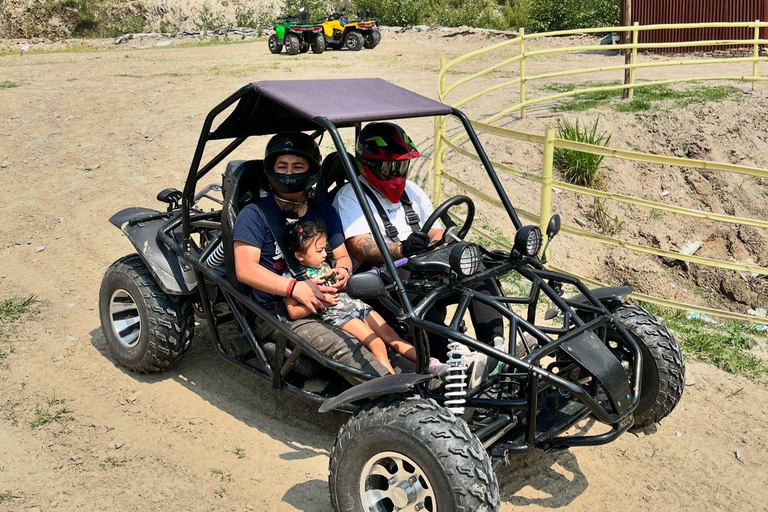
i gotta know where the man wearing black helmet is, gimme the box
[333,122,504,363]
[233,132,413,381]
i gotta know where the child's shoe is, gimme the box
[428,357,450,377]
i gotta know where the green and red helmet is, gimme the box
[355,122,421,181]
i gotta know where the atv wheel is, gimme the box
[343,31,364,51]
[363,28,381,49]
[607,303,685,428]
[268,34,282,54]
[329,397,499,512]
[285,34,301,55]
[311,33,326,53]
[99,255,194,373]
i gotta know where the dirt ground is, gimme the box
[1,29,768,511]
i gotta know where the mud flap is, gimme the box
[110,207,197,295]
[561,330,633,417]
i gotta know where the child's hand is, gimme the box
[323,292,340,306]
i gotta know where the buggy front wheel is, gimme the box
[607,303,685,428]
[329,397,499,512]
[98,255,194,373]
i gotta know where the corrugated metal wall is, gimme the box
[621,0,768,53]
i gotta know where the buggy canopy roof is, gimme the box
[210,78,453,140]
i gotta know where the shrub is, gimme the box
[195,2,229,31]
[235,0,276,34]
[430,0,507,30]
[527,0,620,32]
[553,116,611,188]
[282,0,329,20]
[354,0,427,26]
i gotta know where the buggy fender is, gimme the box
[110,207,198,295]
[318,373,432,413]
[545,286,633,320]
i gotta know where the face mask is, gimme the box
[363,167,406,203]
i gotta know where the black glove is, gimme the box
[401,231,431,257]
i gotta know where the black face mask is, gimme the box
[265,169,319,195]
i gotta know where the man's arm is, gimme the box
[347,233,402,265]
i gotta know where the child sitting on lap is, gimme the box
[284,220,448,376]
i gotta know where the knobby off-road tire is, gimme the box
[285,34,301,55]
[268,34,282,54]
[607,303,685,428]
[311,33,326,53]
[329,397,499,512]
[363,28,381,49]
[99,255,194,373]
[343,31,364,51]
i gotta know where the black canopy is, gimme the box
[210,78,453,140]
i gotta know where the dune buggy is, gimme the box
[322,10,381,51]
[269,9,326,55]
[99,78,685,511]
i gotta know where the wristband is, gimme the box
[286,278,297,298]
[339,266,352,276]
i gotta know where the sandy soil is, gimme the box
[1,29,767,511]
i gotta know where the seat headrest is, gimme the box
[222,160,266,204]
[315,152,354,203]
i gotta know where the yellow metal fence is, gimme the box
[433,21,768,323]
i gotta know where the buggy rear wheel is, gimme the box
[607,303,685,428]
[343,31,364,51]
[99,255,194,373]
[268,34,282,54]
[285,34,301,55]
[329,397,499,512]
[311,33,326,53]
[363,28,381,49]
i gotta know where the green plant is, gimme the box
[553,116,611,188]
[2,402,19,426]
[504,0,532,29]
[234,447,246,459]
[0,81,20,88]
[100,456,125,469]
[354,0,427,26]
[0,295,42,339]
[430,0,507,30]
[526,0,620,32]
[195,2,229,32]
[29,396,71,429]
[282,0,327,20]
[0,491,19,503]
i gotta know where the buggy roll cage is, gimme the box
[154,79,643,450]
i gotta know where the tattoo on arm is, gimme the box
[349,234,402,264]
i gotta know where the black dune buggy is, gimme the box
[99,78,685,512]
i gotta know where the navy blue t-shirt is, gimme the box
[232,198,345,307]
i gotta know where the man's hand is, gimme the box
[401,231,431,257]
[292,280,335,314]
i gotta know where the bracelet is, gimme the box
[339,266,352,276]
[286,278,297,298]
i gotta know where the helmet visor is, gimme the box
[361,157,411,179]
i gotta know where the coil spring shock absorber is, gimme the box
[444,341,470,415]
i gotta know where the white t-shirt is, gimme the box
[333,177,438,243]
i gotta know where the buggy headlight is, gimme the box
[514,226,543,257]
[449,243,481,277]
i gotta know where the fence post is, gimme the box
[433,57,446,206]
[628,22,639,100]
[754,20,760,92]
[540,128,555,248]
[519,27,526,119]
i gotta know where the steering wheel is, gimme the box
[419,195,475,249]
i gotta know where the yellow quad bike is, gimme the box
[322,10,381,51]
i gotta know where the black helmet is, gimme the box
[264,132,322,195]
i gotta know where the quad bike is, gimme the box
[322,9,381,51]
[269,9,326,55]
[99,78,685,511]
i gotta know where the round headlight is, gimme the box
[514,226,542,257]
[449,243,481,277]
